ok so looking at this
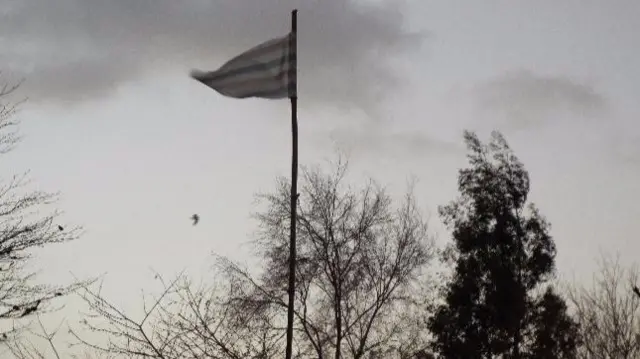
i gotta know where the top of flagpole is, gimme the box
[291,9,297,37]
[289,10,297,99]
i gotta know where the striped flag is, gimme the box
[190,33,296,99]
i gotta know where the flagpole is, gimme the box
[285,9,298,359]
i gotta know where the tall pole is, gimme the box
[285,9,298,359]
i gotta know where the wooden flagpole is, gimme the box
[285,9,298,359]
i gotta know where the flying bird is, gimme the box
[191,214,199,226]
[633,285,640,299]
[57,225,64,231]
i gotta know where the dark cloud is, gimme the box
[475,70,608,128]
[1,0,425,109]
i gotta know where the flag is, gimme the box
[190,33,296,99]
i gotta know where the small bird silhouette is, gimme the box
[633,285,640,299]
[190,214,199,226]
[57,225,64,231]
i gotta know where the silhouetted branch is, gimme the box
[568,253,640,359]
[0,78,89,349]
[69,159,435,359]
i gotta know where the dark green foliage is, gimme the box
[428,131,579,359]
[529,287,580,359]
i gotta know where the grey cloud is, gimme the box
[1,0,425,109]
[475,70,608,128]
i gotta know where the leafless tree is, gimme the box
[223,160,436,359]
[5,313,115,359]
[567,253,640,359]
[69,271,282,359]
[0,76,87,348]
[69,275,184,358]
[5,315,63,359]
[72,160,436,359]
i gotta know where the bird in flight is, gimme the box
[633,285,640,299]
[191,214,199,226]
[57,225,64,231]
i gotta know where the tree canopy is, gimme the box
[428,131,579,359]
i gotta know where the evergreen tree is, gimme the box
[429,131,579,359]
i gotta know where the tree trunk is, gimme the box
[335,290,342,359]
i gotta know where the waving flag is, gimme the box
[190,33,296,99]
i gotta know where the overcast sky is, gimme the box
[2,0,640,353]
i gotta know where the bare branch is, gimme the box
[567,253,640,359]
[70,159,435,359]
[0,78,89,353]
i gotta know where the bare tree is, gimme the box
[6,313,115,359]
[70,271,282,359]
[223,160,436,359]
[69,275,184,358]
[72,160,436,359]
[5,315,64,359]
[567,253,640,359]
[0,76,86,347]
